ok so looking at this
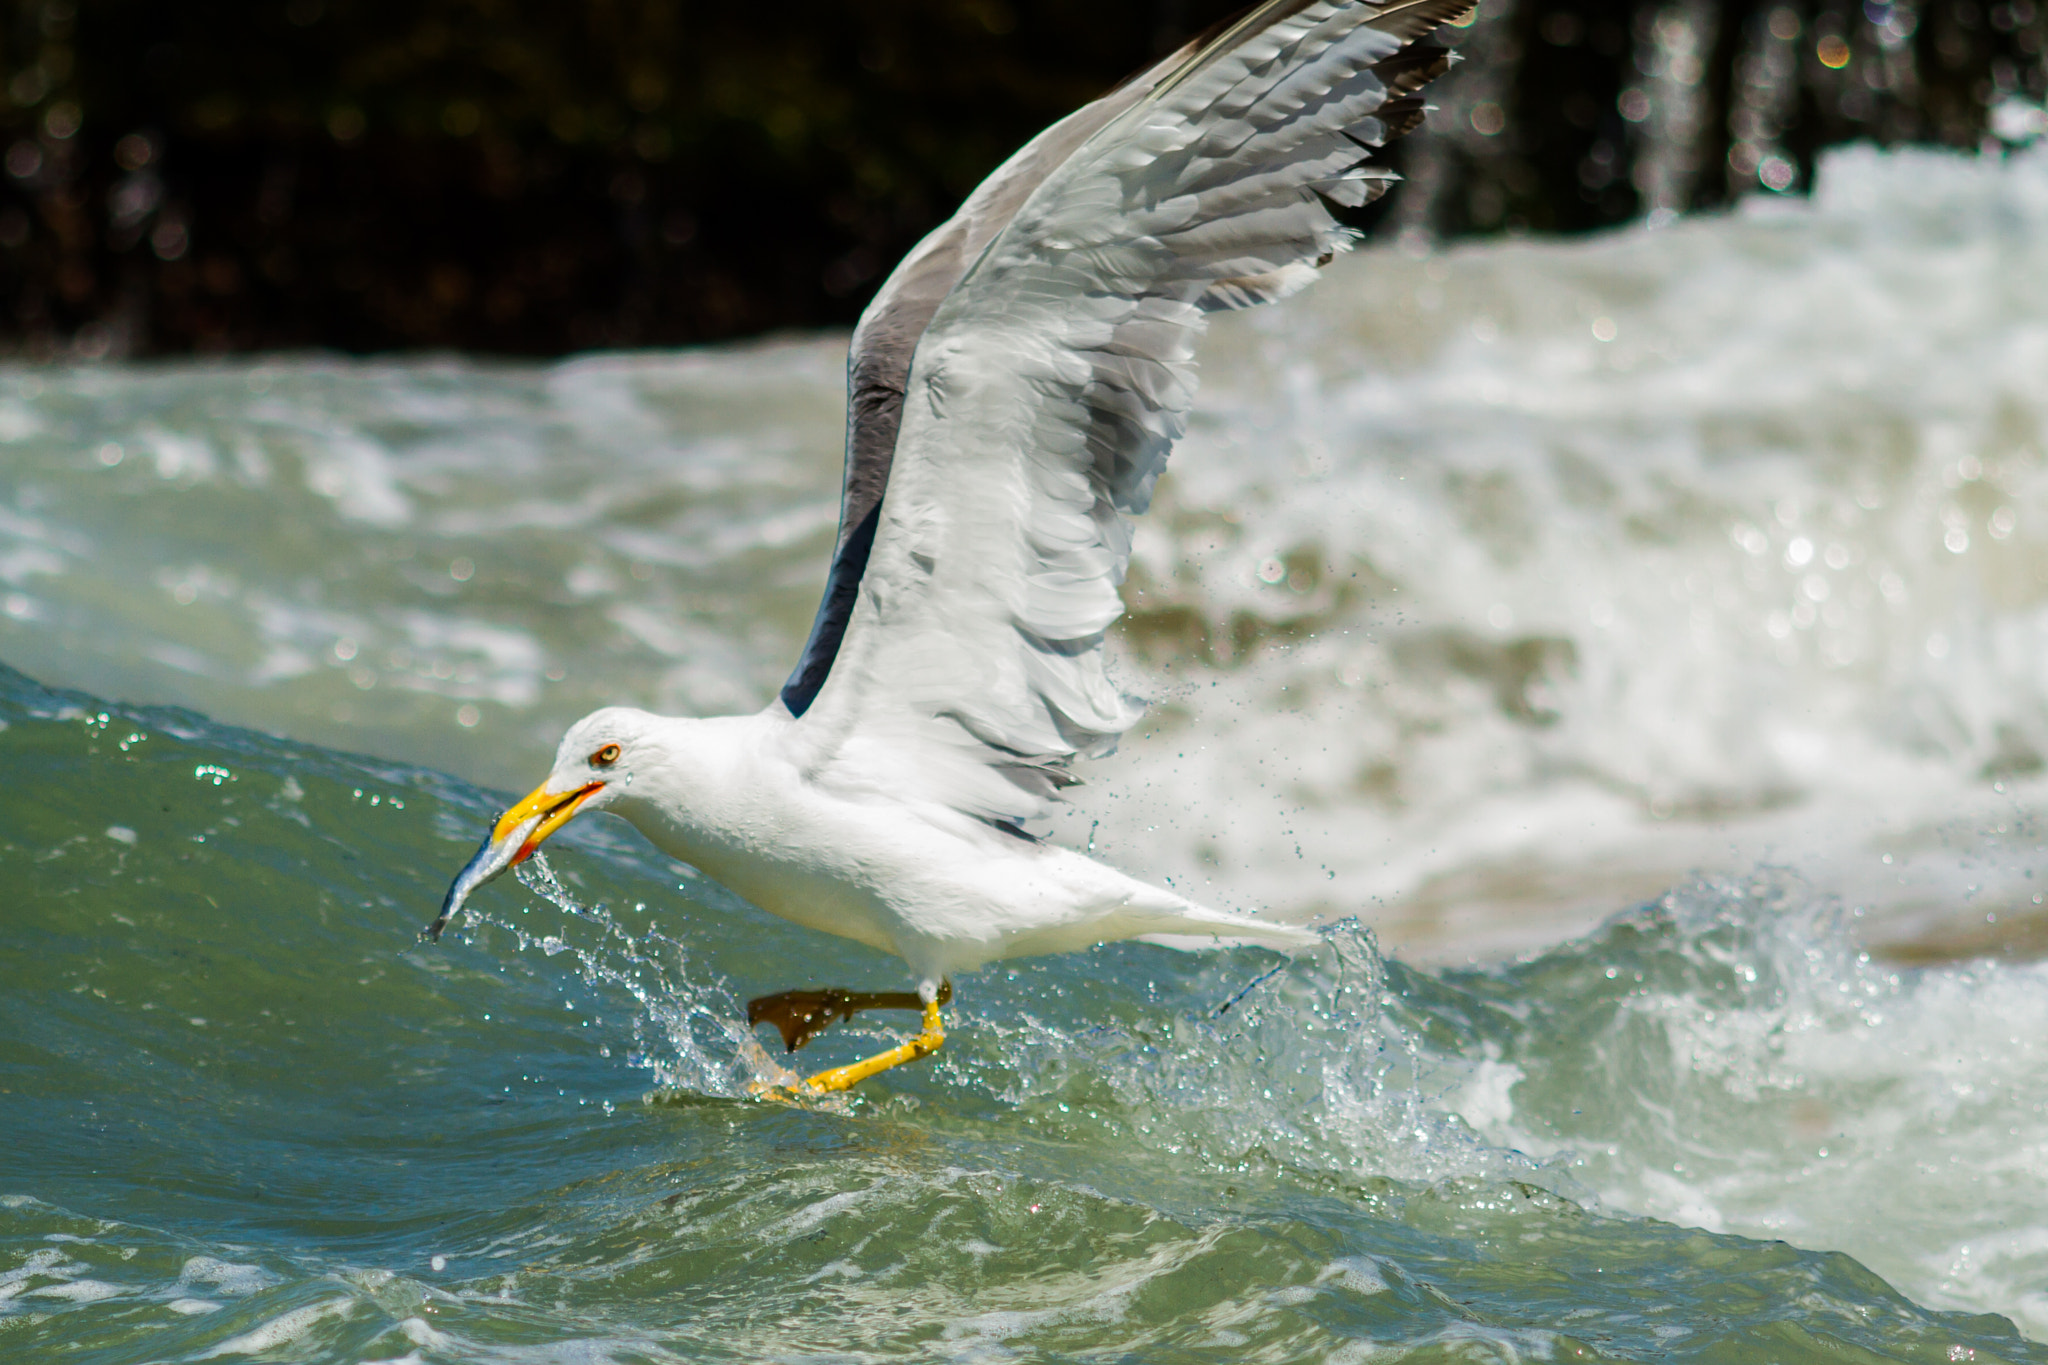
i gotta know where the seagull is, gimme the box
[428,0,1471,1093]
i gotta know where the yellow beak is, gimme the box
[493,779,605,866]
[423,778,605,942]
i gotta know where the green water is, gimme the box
[3,663,2041,1362]
[9,141,2048,1360]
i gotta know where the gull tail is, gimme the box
[1134,903,1322,954]
[1096,878,1321,953]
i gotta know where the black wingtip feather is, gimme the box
[1376,94,1432,141]
[1370,42,1456,98]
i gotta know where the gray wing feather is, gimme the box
[779,32,1229,716]
[794,0,1471,821]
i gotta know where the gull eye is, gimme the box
[590,743,622,768]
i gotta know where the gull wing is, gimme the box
[778,23,1244,717]
[791,0,1471,823]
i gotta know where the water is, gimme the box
[5,666,2043,1359]
[5,142,2048,1357]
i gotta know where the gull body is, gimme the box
[472,706,1314,986]
[433,0,1473,1088]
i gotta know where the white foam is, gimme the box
[398,1314,453,1347]
[1049,141,2048,959]
[199,1296,354,1356]
[763,1189,872,1240]
[1315,1257,1392,1296]
[1426,879,2048,1333]
[179,1256,272,1296]
[25,1279,120,1302]
[0,1246,71,1291]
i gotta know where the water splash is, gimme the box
[470,853,768,1098]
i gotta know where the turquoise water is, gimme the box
[5,664,2045,1360]
[9,142,2048,1358]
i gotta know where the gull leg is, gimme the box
[742,981,951,1094]
[800,998,945,1093]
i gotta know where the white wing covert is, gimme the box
[794,0,1471,824]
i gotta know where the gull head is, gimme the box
[423,707,664,941]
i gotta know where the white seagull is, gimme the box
[429,0,1471,1093]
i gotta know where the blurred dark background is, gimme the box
[1,0,2043,358]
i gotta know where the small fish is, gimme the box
[420,810,540,942]
[423,779,605,942]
